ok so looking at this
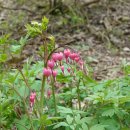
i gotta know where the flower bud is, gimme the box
[30,96,35,103]
[52,70,58,77]
[30,95,35,107]
[67,68,71,73]
[61,66,64,73]
[79,60,84,70]
[52,70,57,81]
[47,89,51,98]
[29,90,36,108]
[30,91,36,98]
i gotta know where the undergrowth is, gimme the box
[0,17,130,130]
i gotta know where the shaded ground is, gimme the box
[0,0,130,80]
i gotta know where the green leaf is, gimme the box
[100,118,120,130]
[58,106,73,114]
[0,34,10,45]
[0,54,7,62]
[31,81,41,91]
[48,116,64,121]
[75,114,81,124]
[19,35,29,46]
[25,24,42,37]
[4,72,19,84]
[93,84,105,92]
[70,125,75,130]
[82,123,88,130]
[90,124,107,130]
[121,127,130,130]
[66,115,73,124]
[40,115,52,126]
[53,122,69,129]
[81,117,94,124]
[102,108,116,117]
[15,115,31,130]
[17,85,29,98]
[119,96,130,104]
[10,45,21,54]
[41,16,49,31]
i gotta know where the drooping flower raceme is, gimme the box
[42,48,85,116]
[43,48,84,81]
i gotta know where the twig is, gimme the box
[47,4,61,14]
[82,0,101,6]
[0,5,35,14]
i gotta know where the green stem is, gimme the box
[40,125,45,130]
[40,76,46,112]
[51,79,57,116]
[77,79,81,110]
[40,34,48,129]
[40,33,48,113]
[18,69,31,90]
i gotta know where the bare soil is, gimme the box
[0,0,130,80]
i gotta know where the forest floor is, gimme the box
[0,0,130,80]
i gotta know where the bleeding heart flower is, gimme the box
[69,53,78,60]
[43,68,52,77]
[75,57,80,62]
[47,60,55,69]
[64,49,71,58]
[57,52,64,61]
[52,53,58,62]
